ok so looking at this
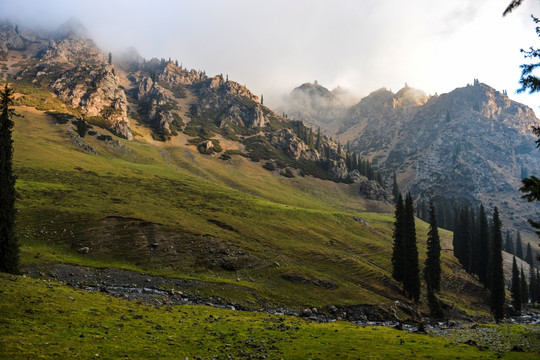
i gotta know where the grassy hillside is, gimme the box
[1,273,537,359]
[12,105,487,313]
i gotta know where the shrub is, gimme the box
[263,162,276,171]
[281,168,295,178]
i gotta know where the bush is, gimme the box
[219,153,231,161]
[263,162,276,171]
[281,168,295,178]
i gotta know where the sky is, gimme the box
[1,0,539,111]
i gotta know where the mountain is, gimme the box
[278,81,352,132]
[284,81,540,236]
[0,19,496,318]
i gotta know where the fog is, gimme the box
[1,0,539,111]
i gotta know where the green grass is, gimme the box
[1,273,536,359]
[11,106,488,312]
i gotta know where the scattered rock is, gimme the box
[78,247,89,254]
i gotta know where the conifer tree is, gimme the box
[521,265,529,306]
[315,127,321,152]
[511,256,522,312]
[392,172,400,204]
[477,205,490,287]
[392,193,405,283]
[425,202,441,292]
[536,269,540,305]
[504,230,514,254]
[0,84,19,274]
[525,243,534,266]
[108,52,112,65]
[516,231,524,259]
[403,192,421,302]
[529,265,536,306]
[489,207,505,323]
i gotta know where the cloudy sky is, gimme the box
[1,0,539,110]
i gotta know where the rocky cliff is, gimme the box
[4,21,133,139]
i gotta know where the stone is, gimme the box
[357,179,390,202]
[78,247,89,254]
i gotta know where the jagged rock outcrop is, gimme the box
[270,129,319,161]
[0,23,25,53]
[11,21,133,140]
[325,159,349,180]
[137,76,177,134]
[358,179,390,202]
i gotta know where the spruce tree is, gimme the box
[425,202,441,292]
[108,52,112,65]
[477,205,490,286]
[516,231,524,259]
[504,230,514,254]
[521,265,529,306]
[525,243,534,266]
[537,269,540,305]
[0,84,19,274]
[530,264,537,306]
[511,256,522,312]
[403,192,420,302]
[489,207,505,323]
[452,207,462,262]
[391,193,405,283]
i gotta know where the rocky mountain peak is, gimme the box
[394,85,428,107]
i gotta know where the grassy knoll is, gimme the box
[1,273,536,359]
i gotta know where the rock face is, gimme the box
[0,23,26,54]
[358,179,390,202]
[288,81,540,230]
[11,22,133,140]
[270,129,319,161]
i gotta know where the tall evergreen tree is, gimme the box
[392,193,405,283]
[521,265,529,306]
[529,264,537,306]
[0,84,19,274]
[504,230,514,254]
[537,269,540,305]
[425,202,441,292]
[477,205,490,286]
[516,231,524,259]
[511,256,522,312]
[403,192,421,302]
[525,243,534,266]
[489,207,505,323]
[315,127,321,152]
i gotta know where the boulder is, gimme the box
[358,179,391,202]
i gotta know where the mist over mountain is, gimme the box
[282,80,540,234]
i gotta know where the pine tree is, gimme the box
[425,202,441,292]
[521,265,529,306]
[489,207,505,322]
[525,243,534,266]
[477,205,490,287]
[427,286,444,319]
[504,230,514,254]
[0,84,19,274]
[536,269,540,305]
[108,52,112,65]
[261,95,264,105]
[392,172,400,204]
[511,256,522,312]
[315,127,321,152]
[392,193,405,283]
[403,192,421,302]
[529,265,536,306]
[516,231,524,259]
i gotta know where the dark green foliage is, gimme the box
[403,192,420,302]
[445,109,451,122]
[529,265,537,306]
[96,134,113,142]
[488,207,505,323]
[108,52,112,65]
[171,84,187,99]
[74,119,91,138]
[281,168,295,178]
[516,15,540,94]
[427,286,444,319]
[511,256,521,312]
[476,205,490,286]
[46,111,72,124]
[315,127,321,152]
[262,162,276,171]
[520,176,540,241]
[391,193,405,283]
[425,202,441,292]
[520,266,528,306]
[525,243,534,266]
[0,84,19,274]
[504,230,514,254]
[516,231,524,259]
[453,206,472,273]
[219,153,231,161]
